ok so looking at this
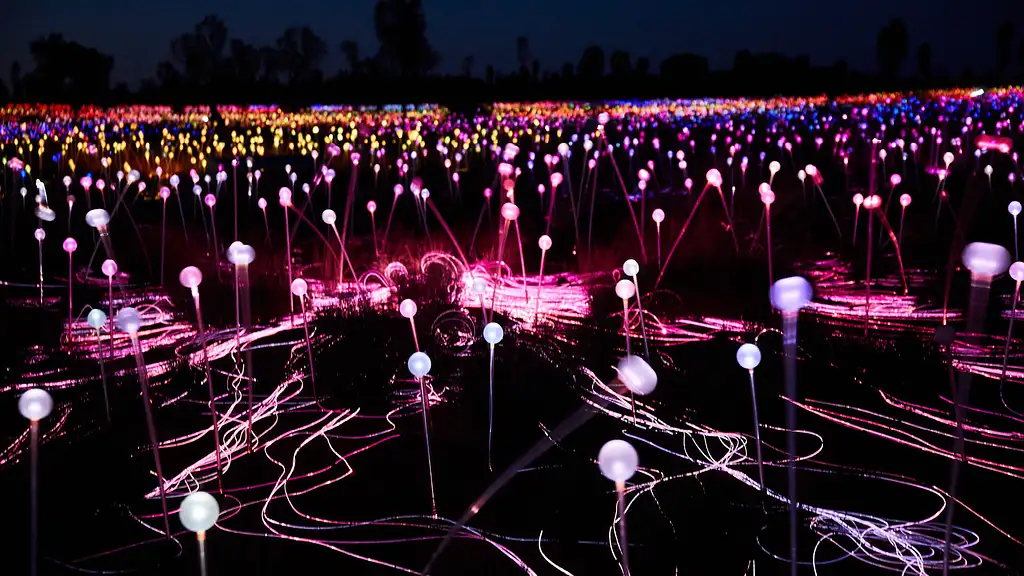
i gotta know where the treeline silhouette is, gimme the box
[2,1,1024,108]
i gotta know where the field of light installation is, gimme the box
[2,89,1024,575]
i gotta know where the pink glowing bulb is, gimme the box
[805,164,818,177]
[63,237,77,253]
[179,266,203,289]
[500,202,520,221]
[588,159,596,169]
[761,190,775,205]
[101,259,118,277]
[537,184,546,194]
[367,201,377,214]
[279,188,292,207]
[452,173,460,183]
[638,180,647,191]
[290,278,308,297]
[204,194,216,208]
[258,197,268,210]
[864,194,883,210]
[96,179,105,191]
[758,182,771,196]
[652,209,665,224]
[483,188,492,199]
[550,173,563,187]
[399,299,418,318]
[159,186,171,200]
[853,193,864,206]
[900,193,912,207]
[638,169,651,182]
[706,169,722,188]
[684,178,693,191]
[538,235,552,251]
[68,194,75,206]
[890,174,902,187]
[498,163,513,176]
[80,176,92,190]
[34,228,45,242]
[938,169,947,181]
[393,184,404,196]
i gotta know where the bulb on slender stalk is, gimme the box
[367,201,379,258]
[227,242,256,450]
[86,208,115,261]
[622,259,650,358]
[408,351,437,517]
[761,187,774,282]
[180,491,220,576]
[400,299,420,351]
[999,262,1024,414]
[116,307,172,537]
[1009,201,1021,261]
[159,187,170,285]
[204,194,219,259]
[19,388,52,576]
[62,238,77,335]
[87,309,110,421]
[770,276,813,576]
[279,189,295,322]
[483,322,503,471]
[736,344,766,493]
[941,243,1010,576]
[598,439,638,576]
[651,209,665,270]
[291,279,321,405]
[615,279,639,423]
[768,160,781,185]
[321,209,356,287]
[258,197,270,244]
[34,228,45,306]
[536,235,551,321]
[179,266,225,491]
[852,193,863,246]
[898,194,912,248]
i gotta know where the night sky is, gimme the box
[0,0,1019,88]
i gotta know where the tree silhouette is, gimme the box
[24,34,114,102]
[577,45,605,79]
[996,20,1015,79]
[610,50,632,76]
[516,36,532,76]
[916,43,932,79]
[10,61,24,101]
[276,27,326,85]
[230,39,263,86]
[166,15,229,88]
[461,56,474,77]
[341,40,361,74]
[876,18,909,79]
[373,0,440,77]
[636,57,651,76]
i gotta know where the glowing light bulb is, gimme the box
[87,309,107,330]
[623,259,640,277]
[962,243,1011,277]
[321,209,337,225]
[399,299,418,318]
[290,278,308,297]
[483,322,504,345]
[101,259,118,277]
[18,389,53,421]
[736,343,761,370]
[178,266,203,289]
[538,235,552,251]
[652,209,665,223]
[179,491,219,533]
[770,276,813,313]
[615,279,636,300]
[115,307,141,334]
[598,439,638,482]
[63,237,77,253]
[408,351,431,378]
[899,194,912,207]
[500,203,520,221]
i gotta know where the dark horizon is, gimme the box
[1,0,1022,89]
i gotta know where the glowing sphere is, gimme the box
[179,491,220,533]
[623,259,640,277]
[321,209,337,225]
[170,175,180,187]
[63,237,77,253]
[761,190,775,205]
[290,278,308,297]
[758,182,771,196]
[736,343,761,370]
[115,307,142,334]
[797,170,806,182]
[204,194,216,208]
[179,266,203,289]
[85,209,110,228]
[101,259,118,277]
[258,198,268,210]
[472,278,487,294]
[34,228,45,242]
[227,242,255,266]
[863,194,882,210]
[192,185,202,196]
[1010,201,1022,217]
[128,170,141,183]
[984,165,994,176]
[943,152,955,166]
[615,279,636,300]
[1011,262,1024,282]
[550,172,563,187]
[483,322,504,345]
[652,209,665,224]
[394,184,404,196]
[706,169,723,187]
[399,299,418,318]
[18,389,53,421]
[87,309,107,329]
[367,201,377,214]
[557,142,569,156]
[500,203,520,221]
[769,161,781,174]
[538,235,552,251]
[805,164,818,177]
[62,176,71,188]
[159,186,171,200]
[598,440,638,482]
[278,187,292,207]
[899,194,912,207]
[616,355,657,395]
[79,176,92,189]
[890,174,902,187]
[408,351,431,378]
[770,276,813,313]
[962,243,1011,277]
